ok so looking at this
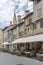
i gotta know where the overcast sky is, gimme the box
[0,0,33,28]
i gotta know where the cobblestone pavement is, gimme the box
[0,52,43,65]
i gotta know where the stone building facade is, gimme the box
[0,28,3,48]
[3,0,43,52]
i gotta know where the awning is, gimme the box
[2,42,10,45]
[12,34,43,44]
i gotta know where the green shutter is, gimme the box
[40,20,43,28]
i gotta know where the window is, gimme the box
[24,28,27,34]
[28,28,29,31]
[30,23,36,30]
[40,20,43,28]
[37,8,42,17]
[33,23,36,30]
[35,0,41,4]
[2,45,4,48]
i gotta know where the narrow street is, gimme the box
[0,52,43,65]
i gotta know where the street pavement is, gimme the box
[0,52,43,65]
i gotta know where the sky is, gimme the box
[0,0,33,28]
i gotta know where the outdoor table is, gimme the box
[24,51,31,57]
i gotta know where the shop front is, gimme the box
[2,42,10,52]
[12,34,43,54]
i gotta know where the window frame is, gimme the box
[37,8,42,17]
[40,20,43,28]
[30,23,36,30]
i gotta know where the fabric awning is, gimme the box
[2,42,10,45]
[12,34,43,44]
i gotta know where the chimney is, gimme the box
[10,21,12,26]
[17,15,21,22]
[25,10,29,15]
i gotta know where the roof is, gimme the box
[17,12,33,26]
[2,26,8,31]
[33,17,43,23]
[9,24,17,30]
[2,25,15,31]
[23,12,33,19]
[2,12,33,31]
